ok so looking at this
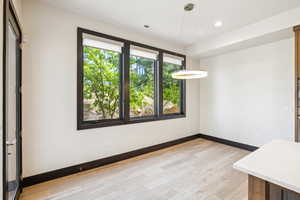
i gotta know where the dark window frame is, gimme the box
[129,43,158,121]
[162,54,186,116]
[77,27,186,130]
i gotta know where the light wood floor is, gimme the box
[20,139,249,200]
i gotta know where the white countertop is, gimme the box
[233,140,300,193]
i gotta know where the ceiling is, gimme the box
[39,0,300,46]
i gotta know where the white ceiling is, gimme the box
[39,0,300,46]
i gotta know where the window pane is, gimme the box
[163,62,182,114]
[130,55,155,117]
[83,46,121,121]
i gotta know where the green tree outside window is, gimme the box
[83,46,182,121]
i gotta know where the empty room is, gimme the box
[1,0,300,199]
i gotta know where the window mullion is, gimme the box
[119,52,124,120]
[154,59,159,117]
[181,57,187,115]
[123,42,130,122]
[77,29,84,129]
[158,51,163,117]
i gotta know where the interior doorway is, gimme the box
[3,1,22,199]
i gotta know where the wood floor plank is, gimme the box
[20,139,249,200]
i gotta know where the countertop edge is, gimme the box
[233,163,300,194]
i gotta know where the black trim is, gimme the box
[78,113,186,130]
[77,28,185,57]
[22,134,258,187]
[198,134,259,152]
[22,134,200,187]
[158,51,163,115]
[76,27,84,130]
[3,0,23,199]
[2,2,7,199]
[77,27,186,130]
[123,41,130,123]
[162,53,186,116]
[181,58,187,115]
[7,180,17,192]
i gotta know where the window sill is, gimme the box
[77,114,186,130]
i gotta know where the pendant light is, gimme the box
[172,70,208,79]
[172,3,208,80]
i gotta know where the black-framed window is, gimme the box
[82,33,124,121]
[129,46,158,118]
[77,27,186,130]
[162,54,185,115]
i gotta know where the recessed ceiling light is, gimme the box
[144,25,150,28]
[214,21,223,27]
[184,3,195,12]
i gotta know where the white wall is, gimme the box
[22,0,200,177]
[200,38,295,147]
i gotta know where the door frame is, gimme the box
[2,0,22,199]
